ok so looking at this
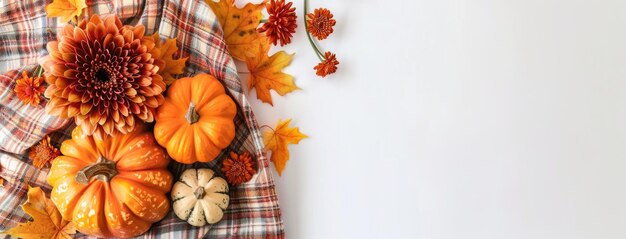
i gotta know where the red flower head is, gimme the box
[258,0,297,46]
[221,151,256,185]
[39,15,166,139]
[306,8,336,40]
[314,52,339,77]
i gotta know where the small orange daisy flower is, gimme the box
[306,8,336,40]
[14,71,45,106]
[221,151,256,185]
[258,0,297,46]
[314,52,339,77]
[28,136,61,168]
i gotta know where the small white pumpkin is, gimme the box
[172,168,230,227]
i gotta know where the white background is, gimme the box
[238,0,626,238]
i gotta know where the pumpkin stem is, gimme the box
[76,156,118,184]
[185,102,200,124]
[194,187,206,199]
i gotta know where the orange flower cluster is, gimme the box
[14,71,45,106]
[303,1,339,77]
[28,136,60,168]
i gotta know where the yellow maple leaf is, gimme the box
[246,38,297,105]
[45,0,86,23]
[263,119,307,176]
[149,33,188,85]
[207,0,266,61]
[3,186,76,239]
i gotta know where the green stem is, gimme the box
[35,66,43,78]
[303,0,325,61]
[260,19,269,24]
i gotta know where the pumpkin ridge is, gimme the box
[198,199,224,223]
[164,125,191,162]
[192,127,212,162]
[115,132,155,158]
[194,123,223,150]
[197,168,216,186]
[72,181,110,237]
[103,182,153,238]
[111,133,158,162]
[115,147,169,171]
[171,193,189,203]
[195,95,237,117]
[154,119,184,143]
[197,120,235,148]
[167,78,192,108]
[111,177,170,223]
[96,183,114,237]
[115,170,173,193]
[190,75,225,107]
[60,139,100,164]
[106,130,141,161]
[50,175,89,219]
[184,201,203,221]
[102,184,121,237]
[179,168,200,188]
[178,125,197,162]
[176,177,194,189]
[48,156,89,185]
[155,101,181,119]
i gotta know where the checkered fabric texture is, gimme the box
[0,0,284,238]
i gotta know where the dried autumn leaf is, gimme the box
[45,0,86,23]
[246,38,297,105]
[149,33,188,85]
[3,186,76,239]
[263,119,307,175]
[207,0,266,61]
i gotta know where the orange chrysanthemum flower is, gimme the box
[14,71,45,106]
[258,0,297,46]
[306,8,336,40]
[221,151,256,185]
[28,136,60,168]
[314,52,339,77]
[39,15,166,139]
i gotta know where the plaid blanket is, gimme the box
[0,0,284,238]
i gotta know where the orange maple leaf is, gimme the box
[246,38,297,105]
[45,0,86,23]
[263,119,307,176]
[149,33,188,85]
[207,0,266,61]
[3,186,76,239]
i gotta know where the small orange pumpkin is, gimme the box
[47,126,173,238]
[154,73,237,164]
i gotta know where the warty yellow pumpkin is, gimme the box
[47,126,173,238]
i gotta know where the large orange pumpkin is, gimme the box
[47,126,173,238]
[154,73,237,164]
